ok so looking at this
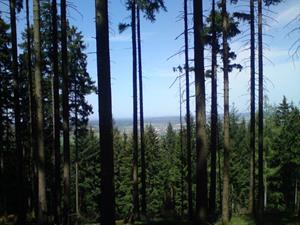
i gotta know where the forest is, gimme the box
[0,0,299,225]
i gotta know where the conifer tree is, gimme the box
[33,0,48,222]
[95,0,116,224]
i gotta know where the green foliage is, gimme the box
[265,97,300,211]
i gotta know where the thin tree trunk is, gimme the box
[9,0,26,223]
[221,0,230,224]
[33,0,48,222]
[248,0,256,215]
[137,6,146,216]
[258,0,264,222]
[61,0,71,224]
[51,0,61,223]
[194,0,208,223]
[184,0,193,219]
[295,180,298,210]
[95,0,116,224]
[131,0,140,219]
[218,141,222,212]
[25,0,37,217]
[209,0,218,219]
[75,78,80,221]
[179,77,184,217]
[0,67,3,215]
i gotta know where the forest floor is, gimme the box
[0,212,298,225]
[130,212,299,225]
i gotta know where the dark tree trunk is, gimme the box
[51,0,61,223]
[131,0,140,219]
[95,0,116,224]
[179,77,184,217]
[248,0,256,216]
[218,141,222,212]
[209,0,218,219]
[0,66,3,215]
[9,0,26,223]
[221,0,230,224]
[184,0,193,219]
[193,0,209,223]
[33,0,48,222]
[137,6,146,216]
[61,0,71,224]
[25,0,37,217]
[258,0,264,222]
[75,74,80,221]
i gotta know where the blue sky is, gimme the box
[5,0,300,119]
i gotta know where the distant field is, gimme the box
[89,113,250,135]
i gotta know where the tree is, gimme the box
[95,0,116,224]
[193,0,209,223]
[25,0,37,218]
[61,0,71,224]
[208,0,218,219]
[130,0,140,219]
[248,0,256,216]
[183,0,193,219]
[137,5,146,216]
[0,12,13,216]
[33,0,48,222]
[258,0,264,222]
[9,0,26,223]
[50,0,61,223]
[221,0,230,224]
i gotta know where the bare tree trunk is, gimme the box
[50,0,61,223]
[194,0,208,223]
[131,0,140,219]
[218,141,222,212]
[33,0,48,223]
[209,0,218,219]
[137,6,146,216]
[184,0,193,220]
[60,0,71,224]
[95,0,116,224]
[25,0,37,218]
[258,0,264,222]
[9,0,26,223]
[248,0,256,216]
[0,67,3,215]
[74,76,80,222]
[221,0,230,224]
[179,77,184,217]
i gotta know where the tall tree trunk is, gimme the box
[95,0,116,224]
[248,0,256,215]
[209,0,218,219]
[221,0,230,224]
[194,0,208,223]
[179,77,184,216]
[75,77,80,222]
[51,0,61,223]
[9,0,26,223]
[137,6,146,216]
[61,0,71,224]
[218,141,222,212]
[131,0,140,219]
[25,0,36,217]
[0,67,3,215]
[33,0,48,222]
[184,0,193,219]
[258,0,264,221]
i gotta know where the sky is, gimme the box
[3,0,300,119]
